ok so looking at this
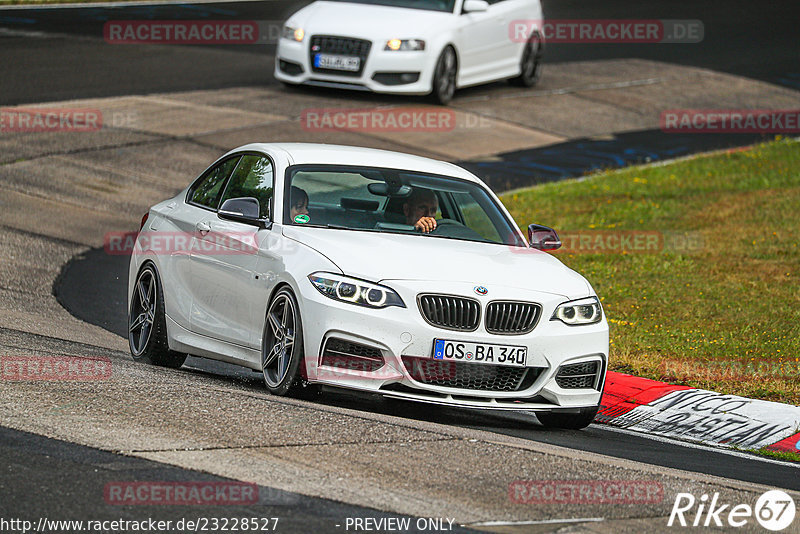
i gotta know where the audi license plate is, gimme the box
[314,53,360,71]
[433,339,527,367]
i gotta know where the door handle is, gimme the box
[196,221,211,235]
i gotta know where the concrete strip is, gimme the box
[191,121,453,161]
[0,128,159,164]
[451,60,800,138]
[363,109,565,160]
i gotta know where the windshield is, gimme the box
[328,0,456,13]
[284,165,526,247]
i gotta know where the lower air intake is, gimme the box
[555,361,600,389]
[320,338,384,372]
[401,356,542,392]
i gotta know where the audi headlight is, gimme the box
[282,25,304,42]
[385,39,425,51]
[308,273,405,309]
[551,297,602,325]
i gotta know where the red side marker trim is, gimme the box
[597,371,693,422]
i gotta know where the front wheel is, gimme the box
[261,287,306,396]
[536,405,599,429]
[128,263,187,368]
[430,46,457,105]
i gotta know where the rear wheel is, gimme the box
[536,405,599,429]
[128,263,187,368]
[261,287,307,397]
[510,33,543,87]
[430,46,457,105]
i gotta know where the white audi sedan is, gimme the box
[128,143,607,428]
[274,0,544,104]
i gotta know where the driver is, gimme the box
[403,187,438,233]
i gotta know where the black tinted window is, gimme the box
[190,157,239,209]
[219,155,274,219]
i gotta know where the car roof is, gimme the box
[227,143,480,183]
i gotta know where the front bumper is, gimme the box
[297,278,609,411]
[274,36,436,95]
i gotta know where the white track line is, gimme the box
[467,517,605,527]
[598,424,800,468]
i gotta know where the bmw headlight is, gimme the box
[308,273,405,309]
[551,297,602,325]
[282,25,304,42]
[385,39,425,51]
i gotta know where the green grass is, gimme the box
[752,447,800,463]
[500,138,800,404]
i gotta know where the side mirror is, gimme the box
[463,0,489,13]
[218,197,265,226]
[528,223,562,250]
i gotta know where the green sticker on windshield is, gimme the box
[294,214,310,224]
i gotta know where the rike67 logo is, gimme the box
[669,490,796,531]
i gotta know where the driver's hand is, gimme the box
[415,217,437,233]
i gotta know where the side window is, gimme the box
[190,157,240,210]
[452,192,502,243]
[219,155,274,219]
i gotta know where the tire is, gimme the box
[510,33,543,87]
[261,287,307,397]
[536,405,599,429]
[128,263,187,369]
[430,46,457,105]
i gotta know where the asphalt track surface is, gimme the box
[1,0,799,105]
[0,426,477,532]
[2,0,800,528]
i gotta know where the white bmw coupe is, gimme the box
[274,0,544,104]
[128,144,608,428]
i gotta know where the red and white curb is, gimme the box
[597,372,800,457]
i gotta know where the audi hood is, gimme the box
[285,1,453,42]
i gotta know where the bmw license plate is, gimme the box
[433,339,527,367]
[314,53,360,71]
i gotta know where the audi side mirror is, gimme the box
[462,0,489,13]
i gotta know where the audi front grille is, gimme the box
[309,35,371,77]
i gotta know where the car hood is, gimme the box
[282,226,592,299]
[288,1,452,40]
